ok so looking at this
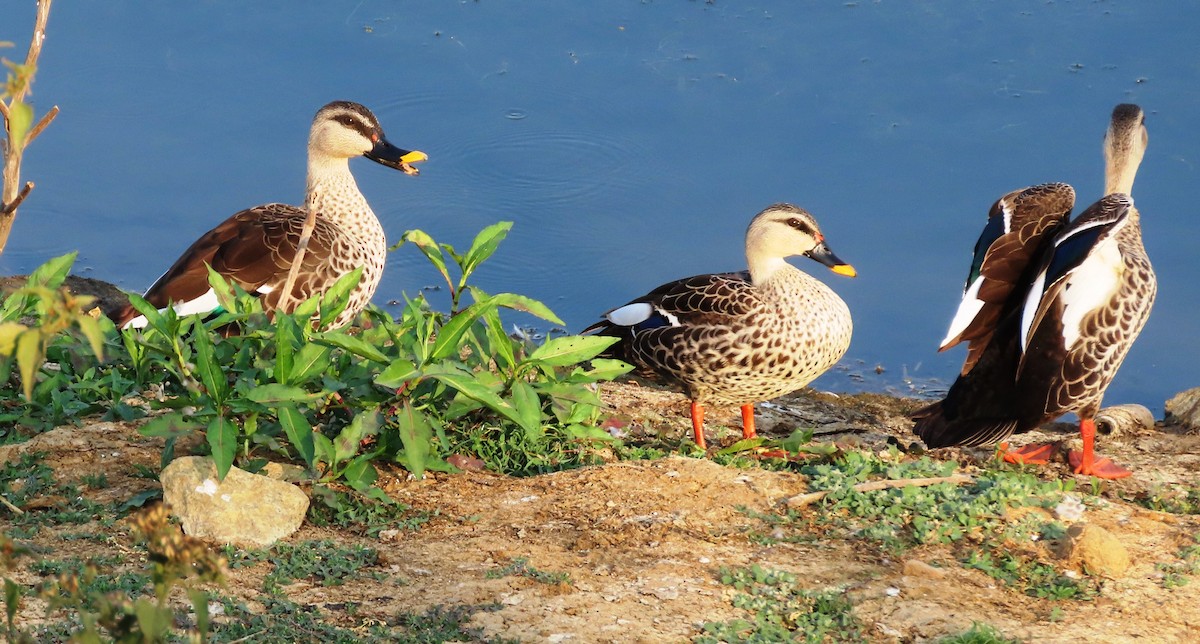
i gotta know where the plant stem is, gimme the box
[0,0,56,256]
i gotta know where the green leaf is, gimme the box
[460,221,512,281]
[243,383,323,404]
[524,335,618,368]
[288,342,333,385]
[334,409,380,464]
[317,268,363,327]
[394,400,432,479]
[313,432,335,468]
[313,331,390,364]
[0,321,25,356]
[278,404,316,468]
[189,589,211,639]
[6,99,33,148]
[205,264,239,315]
[14,329,40,400]
[138,412,203,438]
[339,457,392,502]
[480,306,516,371]
[375,358,418,389]
[428,299,498,362]
[400,229,452,292]
[575,358,635,381]
[25,252,76,289]
[192,325,227,404]
[133,597,172,641]
[273,314,300,384]
[5,578,21,631]
[73,315,106,360]
[427,370,524,428]
[510,381,544,441]
[484,291,565,326]
[124,292,170,336]
[207,417,237,480]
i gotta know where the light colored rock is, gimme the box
[1052,523,1130,578]
[1164,387,1200,432]
[902,559,947,579]
[1095,404,1156,437]
[160,456,309,547]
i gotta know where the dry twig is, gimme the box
[784,474,974,509]
[0,0,57,255]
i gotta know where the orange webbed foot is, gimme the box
[1068,450,1132,479]
[1000,442,1056,465]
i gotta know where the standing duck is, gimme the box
[912,104,1155,479]
[585,203,856,450]
[110,101,427,330]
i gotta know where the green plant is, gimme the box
[307,486,431,537]
[36,504,226,642]
[0,253,104,401]
[938,622,1022,644]
[225,539,380,594]
[486,556,572,586]
[1156,533,1200,589]
[697,565,864,643]
[120,222,629,491]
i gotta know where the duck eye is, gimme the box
[786,218,802,228]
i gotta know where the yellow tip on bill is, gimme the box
[830,264,857,278]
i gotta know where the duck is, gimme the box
[912,103,1155,479]
[585,203,856,450]
[109,101,427,331]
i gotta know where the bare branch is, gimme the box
[25,104,59,145]
[0,181,34,216]
[278,207,318,318]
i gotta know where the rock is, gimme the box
[1052,523,1130,578]
[902,559,947,579]
[1095,404,1156,437]
[1164,387,1200,432]
[160,456,309,547]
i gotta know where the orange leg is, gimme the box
[1000,442,1056,465]
[690,401,707,449]
[1068,418,1132,479]
[740,404,757,440]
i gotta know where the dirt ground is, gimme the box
[5,380,1200,642]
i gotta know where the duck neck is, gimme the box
[306,156,375,229]
[746,254,791,286]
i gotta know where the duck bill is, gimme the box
[806,242,857,278]
[365,138,428,176]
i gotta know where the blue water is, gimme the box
[4,1,1197,411]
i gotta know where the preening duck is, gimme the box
[585,203,856,450]
[912,104,1155,479]
[110,101,427,330]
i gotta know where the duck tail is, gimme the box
[910,400,1019,449]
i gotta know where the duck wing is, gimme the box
[1016,193,1135,378]
[583,271,761,373]
[939,183,1074,375]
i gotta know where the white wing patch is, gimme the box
[939,276,986,350]
[607,302,653,327]
[1020,237,1123,352]
[1057,238,1123,349]
[121,288,221,329]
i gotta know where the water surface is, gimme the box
[6,1,1197,411]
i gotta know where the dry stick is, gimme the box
[277,207,319,317]
[784,474,974,509]
[0,0,56,255]
[0,493,24,515]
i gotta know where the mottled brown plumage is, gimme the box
[912,104,1155,479]
[586,203,856,449]
[111,101,426,330]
